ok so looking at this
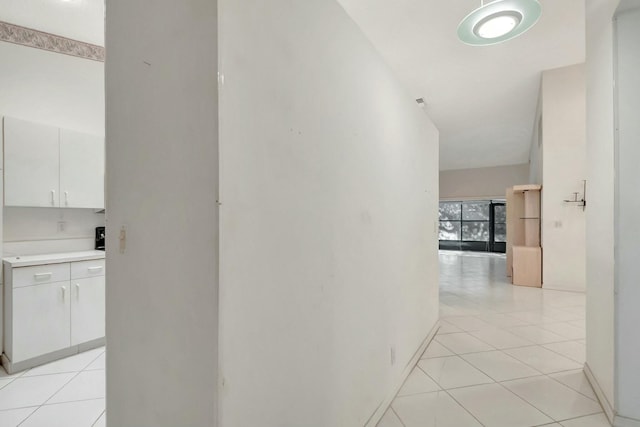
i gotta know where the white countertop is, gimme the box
[3,251,105,268]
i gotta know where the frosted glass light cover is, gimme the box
[476,14,521,39]
[458,0,542,46]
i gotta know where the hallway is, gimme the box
[378,251,608,427]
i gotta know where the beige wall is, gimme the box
[440,164,530,200]
[539,64,587,292]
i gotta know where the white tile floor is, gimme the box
[0,346,105,427]
[378,251,610,427]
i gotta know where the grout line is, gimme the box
[434,333,498,353]
[16,398,106,427]
[0,405,39,413]
[442,388,488,427]
[40,371,84,408]
[459,352,545,382]
[554,411,608,424]
[416,359,495,392]
[430,337,461,355]
[19,347,106,379]
[492,380,558,423]
[389,406,406,427]
[540,342,586,364]
[91,409,106,427]
[544,372,601,403]
[500,348,582,375]
[13,406,40,427]
[41,396,106,407]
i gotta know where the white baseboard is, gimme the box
[615,415,640,427]
[1,338,105,374]
[584,362,615,423]
[364,321,439,427]
[541,284,585,293]
[583,363,640,427]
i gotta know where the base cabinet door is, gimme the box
[71,276,105,345]
[13,283,71,361]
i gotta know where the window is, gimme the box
[494,205,506,243]
[439,201,491,242]
[439,200,505,252]
[438,202,462,240]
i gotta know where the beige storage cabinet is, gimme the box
[506,184,542,287]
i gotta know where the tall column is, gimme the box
[105,1,219,426]
[614,3,640,424]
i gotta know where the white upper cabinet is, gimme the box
[60,129,105,209]
[3,117,105,209]
[4,117,60,207]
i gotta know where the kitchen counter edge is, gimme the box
[3,251,106,268]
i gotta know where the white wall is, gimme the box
[218,0,439,426]
[614,4,640,422]
[0,41,105,256]
[585,0,617,414]
[440,164,529,200]
[105,1,219,426]
[539,64,586,292]
[3,208,105,256]
[0,43,104,134]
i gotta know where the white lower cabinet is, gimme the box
[2,253,105,372]
[71,276,105,345]
[13,282,71,361]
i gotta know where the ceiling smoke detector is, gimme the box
[458,0,542,46]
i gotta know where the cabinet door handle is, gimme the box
[88,266,104,274]
[51,190,56,205]
[76,283,80,299]
[34,273,52,280]
[61,286,67,300]
[65,191,69,206]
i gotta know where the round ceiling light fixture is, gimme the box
[458,0,542,46]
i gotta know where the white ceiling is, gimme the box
[337,0,586,170]
[0,0,104,45]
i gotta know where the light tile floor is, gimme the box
[0,346,105,426]
[378,251,610,427]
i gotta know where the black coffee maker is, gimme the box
[95,226,105,251]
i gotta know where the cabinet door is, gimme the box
[59,129,105,209]
[71,276,105,345]
[12,282,71,362]
[4,117,60,207]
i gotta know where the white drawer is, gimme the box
[71,259,105,279]
[13,263,70,288]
